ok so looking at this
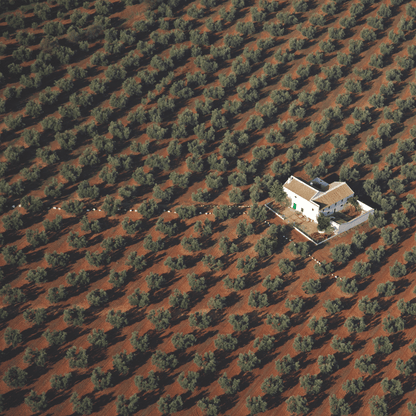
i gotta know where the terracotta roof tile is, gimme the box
[284,177,318,201]
[313,183,354,208]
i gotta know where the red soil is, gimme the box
[1,0,416,414]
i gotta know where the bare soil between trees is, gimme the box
[1,0,416,414]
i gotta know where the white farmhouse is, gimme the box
[283,176,355,222]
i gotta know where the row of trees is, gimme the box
[3,358,408,416]
[2,0,414,233]
[2,0,416,415]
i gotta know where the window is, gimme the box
[312,208,314,211]
[301,208,304,212]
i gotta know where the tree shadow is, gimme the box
[258,348,279,368]
[149,285,175,305]
[220,392,239,413]
[21,324,43,344]
[126,308,146,327]
[366,371,386,390]
[282,369,302,390]
[340,295,358,311]
[87,346,108,366]
[308,389,330,412]
[388,396,407,415]
[402,374,416,394]
[48,389,72,409]
[357,275,374,292]
[390,330,408,351]
[175,348,194,366]
[106,285,126,304]
[238,371,257,391]
[209,308,226,326]
[395,278,410,296]
[73,370,91,386]
[349,393,364,414]
[214,350,236,372]
[226,291,242,308]
[148,328,172,349]
[296,351,315,369]
[2,344,26,362]
[2,229,25,246]
[182,390,206,411]
[328,313,345,331]
[92,391,114,412]
[336,353,353,371]
[289,310,309,328]
[365,314,381,332]
[106,327,127,347]
[20,283,45,303]
[345,334,366,352]
[197,329,218,346]
[267,288,288,306]
[275,331,294,350]
[26,364,51,385]
[303,294,319,311]
[44,304,65,323]
[63,325,88,344]
[313,331,334,350]
[2,388,31,411]
[170,308,190,327]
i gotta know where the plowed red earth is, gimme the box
[2,0,416,414]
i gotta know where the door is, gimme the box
[293,203,296,209]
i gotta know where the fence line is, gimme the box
[6,202,256,216]
[264,203,286,221]
[265,203,319,245]
[292,225,319,245]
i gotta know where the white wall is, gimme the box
[285,189,319,221]
[330,200,374,234]
[320,193,354,216]
[335,210,373,234]
[358,200,373,212]
[311,178,329,188]
[330,220,340,232]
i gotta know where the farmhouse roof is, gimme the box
[313,183,354,208]
[283,176,354,209]
[283,176,318,201]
